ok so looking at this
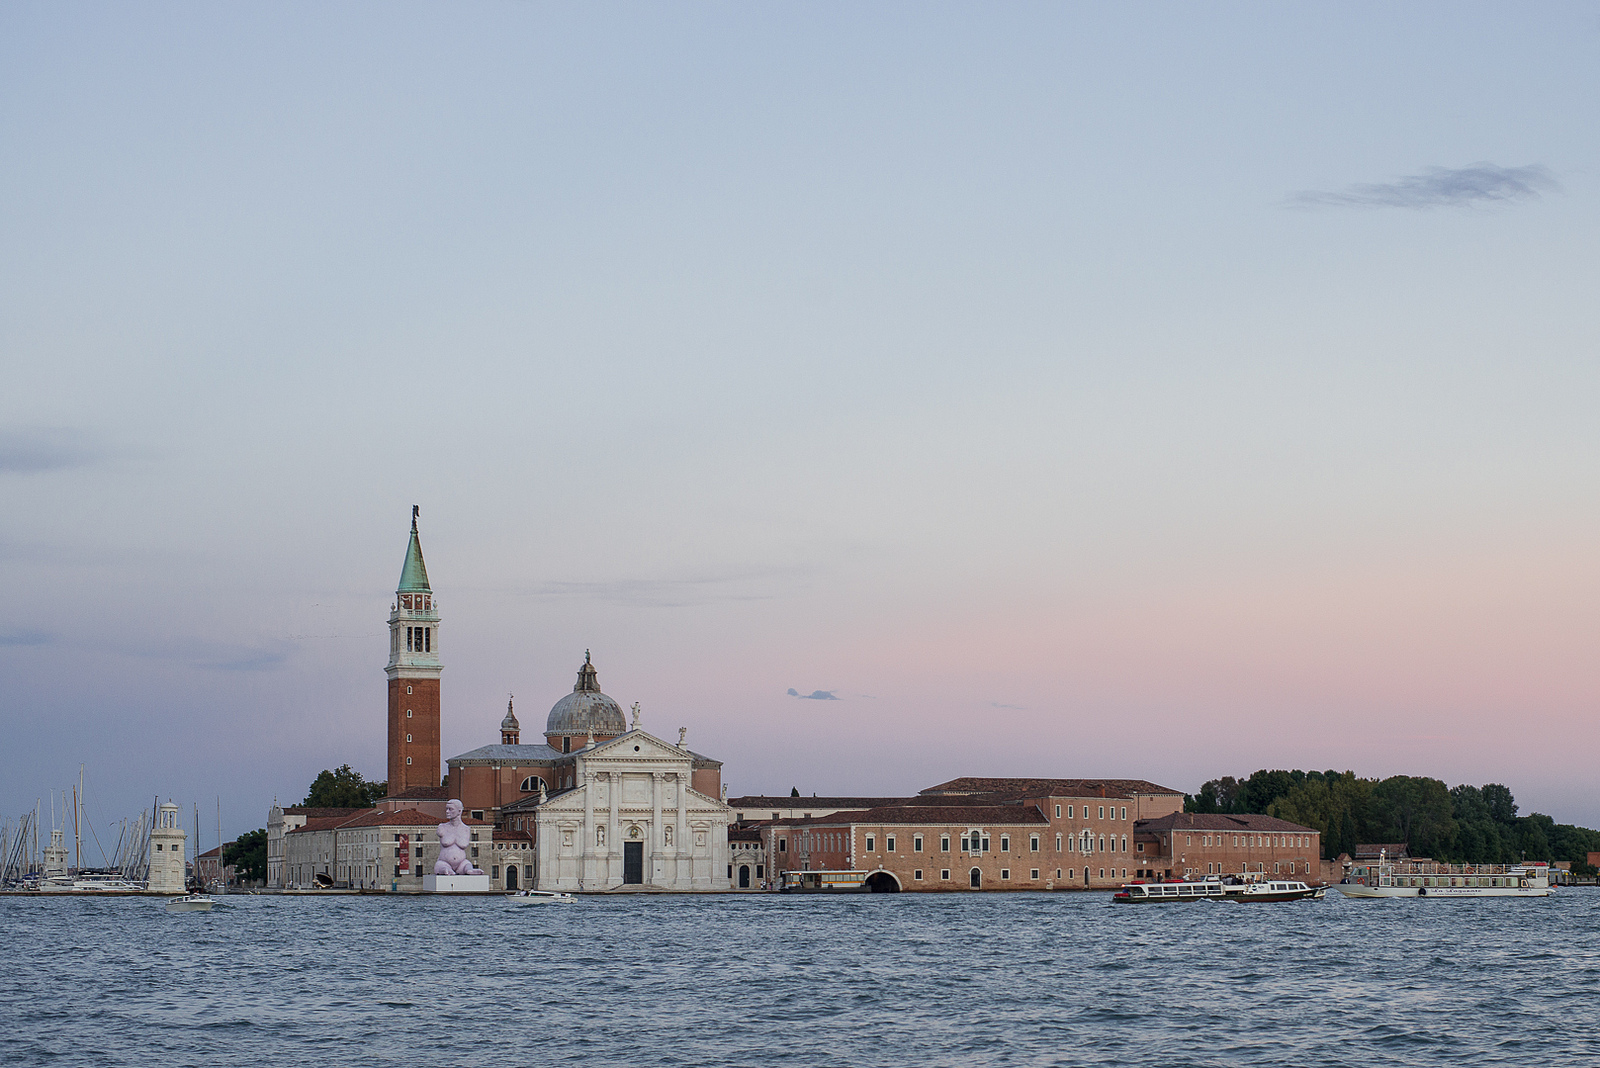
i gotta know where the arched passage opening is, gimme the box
[865,871,901,893]
[970,868,982,889]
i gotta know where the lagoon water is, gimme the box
[4,889,1599,1066]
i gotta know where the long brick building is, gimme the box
[754,777,1320,891]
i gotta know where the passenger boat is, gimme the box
[506,889,576,905]
[1112,878,1229,903]
[165,893,214,913]
[1336,851,1552,899]
[779,870,869,893]
[1226,879,1325,902]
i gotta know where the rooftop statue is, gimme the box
[433,799,484,876]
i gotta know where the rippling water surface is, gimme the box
[4,889,1599,1066]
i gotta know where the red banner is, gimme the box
[397,834,410,873]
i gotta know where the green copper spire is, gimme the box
[398,505,431,591]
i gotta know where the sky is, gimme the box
[3,3,1599,852]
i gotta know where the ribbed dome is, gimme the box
[546,652,626,738]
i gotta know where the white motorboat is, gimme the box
[506,889,576,905]
[1336,851,1552,899]
[165,893,214,913]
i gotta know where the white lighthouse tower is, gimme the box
[149,802,187,894]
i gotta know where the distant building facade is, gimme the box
[760,778,1188,891]
[193,844,236,889]
[267,804,369,888]
[451,658,731,891]
[1134,812,1321,880]
[282,807,493,890]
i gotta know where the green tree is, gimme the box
[224,829,268,883]
[302,764,385,808]
[790,787,800,798]
[1369,775,1455,857]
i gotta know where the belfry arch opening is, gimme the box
[864,871,901,893]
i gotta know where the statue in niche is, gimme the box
[597,826,605,847]
[664,826,673,846]
[433,799,484,876]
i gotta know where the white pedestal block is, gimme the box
[424,873,493,893]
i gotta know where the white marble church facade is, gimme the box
[519,729,730,891]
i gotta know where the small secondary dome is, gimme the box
[546,651,626,738]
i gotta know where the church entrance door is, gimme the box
[739,865,750,888]
[623,841,644,884]
[506,865,518,890]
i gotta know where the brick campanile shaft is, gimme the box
[387,506,442,793]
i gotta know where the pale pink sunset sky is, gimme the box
[3,4,1598,845]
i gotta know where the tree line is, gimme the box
[1186,769,1600,873]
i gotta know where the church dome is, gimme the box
[546,652,626,738]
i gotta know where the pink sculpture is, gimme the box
[433,799,484,876]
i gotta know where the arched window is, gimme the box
[520,776,541,792]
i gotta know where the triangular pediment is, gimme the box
[581,729,691,763]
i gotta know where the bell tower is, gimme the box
[387,506,442,794]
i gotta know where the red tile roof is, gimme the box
[1135,812,1317,834]
[282,806,370,818]
[286,808,485,833]
[919,777,1183,799]
[767,804,1049,827]
[727,796,910,809]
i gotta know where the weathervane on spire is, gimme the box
[412,504,419,529]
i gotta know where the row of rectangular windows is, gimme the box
[782,833,1132,854]
[757,804,1133,822]
[1183,834,1314,849]
[906,868,1127,881]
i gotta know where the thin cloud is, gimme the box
[514,565,813,609]
[990,701,1026,711]
[1288,163,1559,210]
[0,427,104,473]
[0,628,55,647]
[788,688,840,701]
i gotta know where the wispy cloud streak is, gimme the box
[516,566,812,608]
[1289,163,1558,210]
[788,688,840,701]
[0,427,104,473]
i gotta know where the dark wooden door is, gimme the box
[624,841,644,884]
[739,865,750,888]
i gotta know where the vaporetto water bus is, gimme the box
[1113,878,1229,903]
[1336,852,1552,899]
[779,870,869,893]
